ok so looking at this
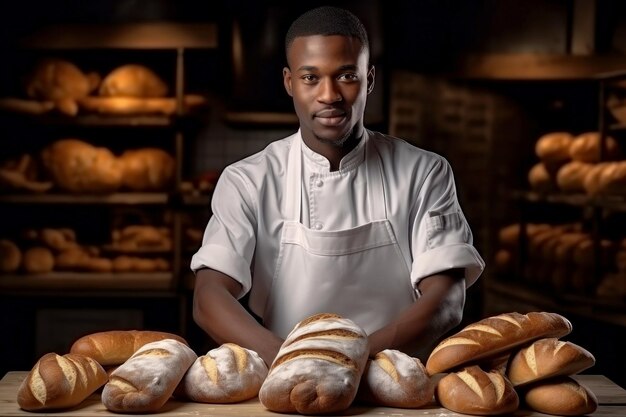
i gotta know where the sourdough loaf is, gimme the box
[436,365,519,415]
[99,64,168,98]
[258,313,369,415]
[506,337,595,387]
[522,376,598,415]
[425,312,572,375]
[358,349,434,408]
[70,329,188,366]
[17,352,107,411]
[178,343,268,403]
[101,338,197,413]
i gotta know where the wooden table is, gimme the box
[1,371,625,416]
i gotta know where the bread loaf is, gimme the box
[507,338,595,387]
[425,312,572,375]
[522,376,598,416]
[357,349,434,408]
[528,162,556,193]
[258,313,369,415]
[556,161,594,192]
[99,64,168,98]
[435,365,519,415]
[0,239,21,272]
[178,343,268,403]
[119,148,175,191]
[570,132,621,163]
[70,330,189,366]
[535,132,573,165]
[17,352,107,411]
[23,246,55,274]
[101,338,197,413]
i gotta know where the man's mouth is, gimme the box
[314,109,347,127]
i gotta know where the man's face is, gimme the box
[283,35,374,146]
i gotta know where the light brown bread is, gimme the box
[178,343,268,403]
[258,313,369,415]
[522,376,598,415]
[101,338,197,413]
[436,365,519,415]
[358,349,434,408]
[17,352,108,411]
[426,312,572,375]
[507,337,595,387]
[70,329,189,366]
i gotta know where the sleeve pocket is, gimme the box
[425,211,471,249]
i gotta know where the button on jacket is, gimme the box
[191,129,485,335]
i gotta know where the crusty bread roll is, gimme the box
[528,162,556,193]
[570,132,621,162]
[436,365,519,415]
[70,330,189,366]
[597,161,626,195]
[522,376,598,416]
[507,338,595,387]
[259,313,369,415]
[17,352,107,411]
[41,139,123,193]
[425,312,572,375]
[102,339,197,413]
[535,132,573,165]
[357,349,434,408]
[119,148,175,191]
[556,160,594,192]
[99,64,168,98]
[0,239,21,272]
[23,246,55,274]
[178,343,268,403]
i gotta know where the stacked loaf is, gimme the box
[426,311,597,416]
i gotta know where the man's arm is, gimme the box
[367,268,466,360]
[192,268,284,366]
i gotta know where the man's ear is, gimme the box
[283,67,293,97]
[367,65,375,94]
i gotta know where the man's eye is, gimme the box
[301,75,317,83]
[339,73,358,82]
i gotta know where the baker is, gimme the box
[191,6,485,366]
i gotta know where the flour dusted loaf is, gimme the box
[178,343,268,403]
[507,337,595,387]
[522,376,598,416]
[358,349,434,408]
[436,365,519,415]
[258,313,369,415]
[70,329,189,366]
[426,312,572,374]
[17,352,107,411]
[101,338,197,413]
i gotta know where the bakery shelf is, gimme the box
[485,279,626,328]
[0,272,174,293]
[0,192,170,205]
[510,190,626,211]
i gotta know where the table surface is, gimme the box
[1,371,626,416]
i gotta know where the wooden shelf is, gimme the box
[0,193,170,205]
[510,190,626,210]
[485,279,626,327]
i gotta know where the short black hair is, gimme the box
[285,6,369,56]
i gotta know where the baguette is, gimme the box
[507,337,595,387]
[70,329,188,366]
[357,349,434,408]
[177,343,268,403]
[522,376,598,415]
[101,338,197,413]
[426,312,572,375]
[436,365,519,415]
[17,352,107,411]
[258,313,369,415]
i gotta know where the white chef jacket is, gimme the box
[191,129,485,320]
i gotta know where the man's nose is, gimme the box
[317,78,342,103]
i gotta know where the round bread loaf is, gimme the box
[522,376,598,416]
[556,160,594,192]
[570,132,621,162]
[119,148,175,191]
[99,64,168,98]
[436,365,519,415]
[0,239,22,272]
[178,343,268,403]
[358,349,434,408]
[23,246,54,274]
[528,162,556,193]
[25,58,100,102]
[535,132,573,164]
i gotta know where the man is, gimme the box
[191,6,484,366]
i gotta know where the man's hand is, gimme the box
[367,268,466,360]
[192,268,283,366]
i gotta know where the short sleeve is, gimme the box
[190,167,257,298]
[410,157,485,288]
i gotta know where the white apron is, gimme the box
[262,133,417,338]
